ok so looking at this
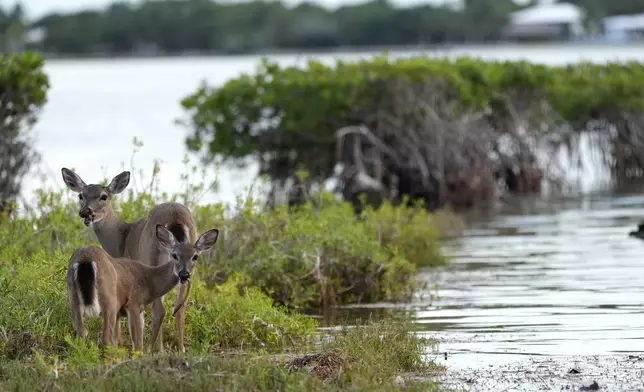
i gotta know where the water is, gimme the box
[420,190,644,369]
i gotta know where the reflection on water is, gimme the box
[336,190,644,371]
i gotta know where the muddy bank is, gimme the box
[430,355,644,391]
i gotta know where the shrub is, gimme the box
[180,56,644,209]
[0,52,49,207]
[200,194,451,311]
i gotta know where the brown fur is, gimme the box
[61,168,199,352]
[66,225,219,352]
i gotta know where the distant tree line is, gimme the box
[22,0,520,55]
[0,0,638,56]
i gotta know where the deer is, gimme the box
[67,224,219,351]
[61,167,200,352]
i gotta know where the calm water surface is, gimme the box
[28,44,644,377]
[419,191,644,371]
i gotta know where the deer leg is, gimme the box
[117,309,128,346]
[175,282,190,353]
[127,308,144,352]
[148,296,166,352]
[140,311,145,348]
[68,290,87,339]
[102,308,118,348]
[115,319,123,346]
[126,309,134,348]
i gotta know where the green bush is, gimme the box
[198,194,453,310]
[180,55,644,207]
[0,52,49,204]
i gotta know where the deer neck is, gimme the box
[147,261,180,302]
[92,206,131,258]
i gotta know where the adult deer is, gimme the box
[61,167,198,352]
[67,225,219,351]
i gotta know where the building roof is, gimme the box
[509,3,585,26]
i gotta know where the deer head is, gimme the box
[155,224,219,285]
[61,168,130,228]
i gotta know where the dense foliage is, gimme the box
[0,52,48,209]
[181,56,644,210]
[1,0,641,56]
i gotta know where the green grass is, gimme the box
[0,354,443,392]
[0,319,444,392]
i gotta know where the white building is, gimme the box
[504,3,586,41]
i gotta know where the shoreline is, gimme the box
[35,41,644,62]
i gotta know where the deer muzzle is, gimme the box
[178,269,190,284]
[79,207,94,227]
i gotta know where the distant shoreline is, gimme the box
[37,41,644,62]
[37,43,454,61]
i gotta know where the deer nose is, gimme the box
[178,269,190,282]
[79,207,93,218]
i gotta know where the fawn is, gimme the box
[61,167,200,352]
[67,224,219,351]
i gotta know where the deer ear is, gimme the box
[196,229,219,252]
[155,224,177,250]
[107,171,130,194]
[61,168,87,193]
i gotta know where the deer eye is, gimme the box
[100,194,108,201]
[192,255,198,261]
[78,194,83,200]
[172,253,178,260]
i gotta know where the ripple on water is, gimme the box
[416,192,644,370]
